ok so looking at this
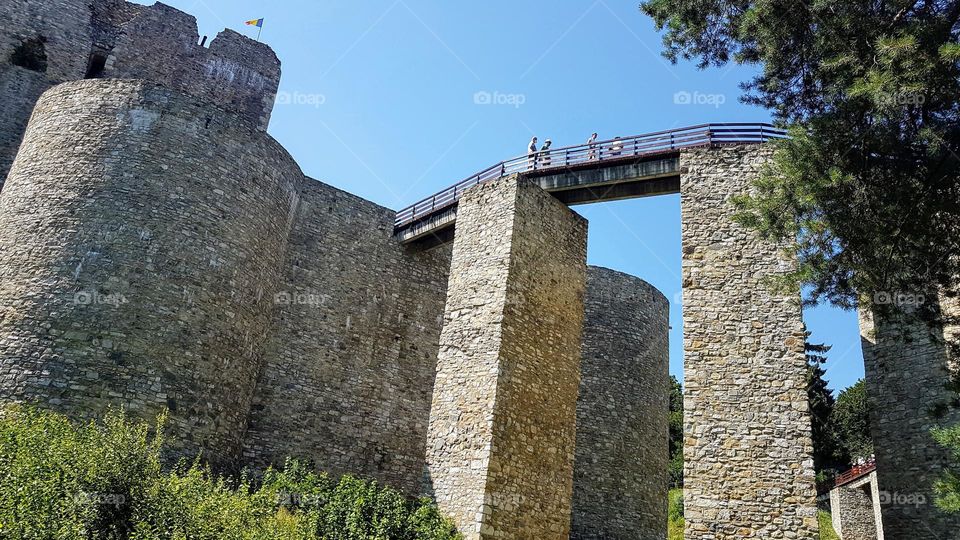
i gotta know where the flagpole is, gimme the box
[257,25,262,41]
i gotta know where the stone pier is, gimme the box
[859,296,960,538]
[680,145,819,538]
[422,175,588,539]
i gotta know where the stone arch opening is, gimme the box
[9,36,48,73]
[84,49,109,79]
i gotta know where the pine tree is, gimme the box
[804,333,841,472]
[831,380,874,462]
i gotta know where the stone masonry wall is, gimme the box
[0,0,95,185]
[424,175,588,539]
[859,296,960,538]
[680,145,819,538]
[104,3,281,130]
[241,179,452,493]
[571,266,669,540]
[0,80,302,467]
[0,0,279,186]
[830,476,880,540]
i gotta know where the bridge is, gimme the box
[394,123,786,246]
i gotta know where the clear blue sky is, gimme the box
[140,0,866,392]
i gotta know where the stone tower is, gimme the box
[0,0,280,187]
[571,267,670,539]
[0,79,301,466]
[680,145,820,539]
[860,295,960,539]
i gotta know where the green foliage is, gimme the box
[933,424,960,513]
[640,0,960,315]
[818,510,840,540]
[0,406,461,540]
[831,380,874,462]
[805,334,843,471]
[668,376,684,488]
[667,489,683,540]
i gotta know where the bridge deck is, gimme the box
[394,123,785,245]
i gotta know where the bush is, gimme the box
[667,488,683,540]
[0,406,461,540]
[817,510,839,540]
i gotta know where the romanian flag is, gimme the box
[245,18,264,28]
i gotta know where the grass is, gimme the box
[818,510,840,540]
[668,488,683,540]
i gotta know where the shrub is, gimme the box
[0,406,460,539]
[667,488,683,540]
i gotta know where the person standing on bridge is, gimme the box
[610,136,623,156]
[539,139,552,168]
[528,136,539,170]
[587,132,598,161]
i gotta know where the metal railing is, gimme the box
[394,122,786,228]
[835,458,877,488]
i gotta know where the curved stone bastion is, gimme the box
[572,266,670,540]
[0,79,303,467]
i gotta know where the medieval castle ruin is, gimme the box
[0,1,957,539]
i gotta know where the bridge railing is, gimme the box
[395,122,787,228]
[834,457,877,488]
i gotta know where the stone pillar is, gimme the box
[680,145,819,538]
[859,295,960,538]
[571,267,669,540]
[422,175,588,539]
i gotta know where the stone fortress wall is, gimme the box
[0,0,280,186]
[860,296,960,539]
[240,181,455,493]
[24,2,960,539]
[0,78,301,467]
[0,1,672,536]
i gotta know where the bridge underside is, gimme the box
[396,154,679,248]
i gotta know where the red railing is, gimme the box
[394,122,787,228]
[835,458,877,488]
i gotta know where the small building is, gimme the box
[829,458,884,540]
